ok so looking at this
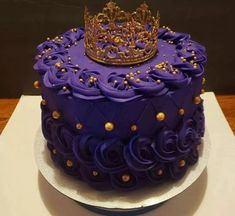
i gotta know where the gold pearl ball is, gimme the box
[92,170,99,177]
[66,160,73,167]
[131,124,137,132]
[33,80,40,89]
[62,86,67,91]
[156,79,161,84]
[76,123,83,130]
[178,108,185,116]
[122,174,131,182]
[194,96,201,105]
[52,111,61,119]
[41,99,47,106]
[156,112,165,121]
[157,169,163,176]
[178,159,186,167]
[52,149,57,154]
[105,122,114,132]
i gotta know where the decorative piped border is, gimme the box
[34,27,207,102]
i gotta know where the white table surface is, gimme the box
[0,92,234,216]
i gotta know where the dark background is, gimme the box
[0,0,234,98]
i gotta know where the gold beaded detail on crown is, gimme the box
[84,1,160,65]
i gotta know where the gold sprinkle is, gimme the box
[61,68,66,72]
[38,55,42,59]
[47,55,52,59]
[124,80,128,85]
[66,160,73,168]
[62,86,67,91]
[92,170,99,177]
[194,96,201,105]
[122,174,131,182]
[52,111,61,120]
[131,125,138,132]
[179,159,186,167]
[201,89,205,94]
[105,122,114,132]
[76,123,83,130]
[157,169,163,176]
[52,149,57,154]
[136,70,141,74]
[41,99,47,106]
[178,108,185,116]
[156,112,165,121]
[33,80,40,89]
[156,79,161,84]
[47,37,50,41]
[136,78,141,83]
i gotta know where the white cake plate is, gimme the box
[34,128,210,213]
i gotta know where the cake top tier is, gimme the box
[84,1,160,65]
[34,26,206,102]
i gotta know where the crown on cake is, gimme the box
[84,1,160,65]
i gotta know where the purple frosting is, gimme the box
[35,26,207,191]
[34,27,206,102]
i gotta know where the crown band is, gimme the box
[84,1,160,66]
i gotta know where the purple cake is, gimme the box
[34,1,207,191]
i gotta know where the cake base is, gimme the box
[34,127,210,211]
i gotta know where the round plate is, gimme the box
[34,128,210,211]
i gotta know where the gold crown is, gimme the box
[84,1,160,66]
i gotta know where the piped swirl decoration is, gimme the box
[34,26,206,102]
[41,104,204,191]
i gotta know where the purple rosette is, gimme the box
[124,136,158,171]
[43,66,70,89]
[41,108,54,144]
[177,119,197,154]
[152,129,178,162]
[94,139,126,173]
[146,163,168,184]
[193,103,205,138]
[72,135,102,166]
[110,169,139,191]
[36,40,63,55]
[58,154,81,177]
[69,69,104,100]
[128,73,168,96]
[98,72,140,102]
[159,29,191,42]
[168,157,189,180]
[80,165,110,190]
[34,50,68,74]
[51,123,74,156]
[148,66,191,89]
